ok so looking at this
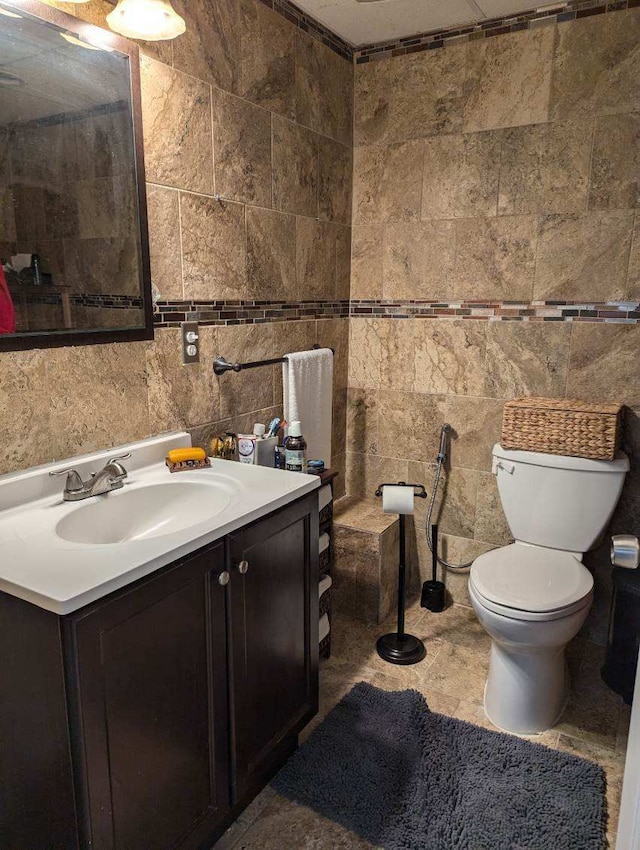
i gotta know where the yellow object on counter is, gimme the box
[166,447,207,464]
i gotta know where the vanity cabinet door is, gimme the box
[65,544,230,850]
[228,493,319,803]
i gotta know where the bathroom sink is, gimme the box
[0,432,320,613]
[55,481,236,545]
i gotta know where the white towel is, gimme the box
[319,574,332,598]
[318,484,332,512]
[283,349,333,466]
[318,532,330,554]
[319,613,330,643]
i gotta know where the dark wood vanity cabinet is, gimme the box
[0,492,318,850]
[67,543,230,850]
[228,495,319,805]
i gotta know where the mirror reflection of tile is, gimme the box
[0,10,145,335]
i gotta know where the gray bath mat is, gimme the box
[272,682,607,849]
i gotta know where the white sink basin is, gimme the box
[0,432,320,613]
[55,481,235,545]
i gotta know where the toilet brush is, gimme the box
[421,523,445,612]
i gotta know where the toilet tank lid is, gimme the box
[493,443,629,473]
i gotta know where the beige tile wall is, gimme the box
[0,0,352,496]
[349,10,640,635]
[3,3,640,633]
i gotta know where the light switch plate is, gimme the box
[181,321,200,364]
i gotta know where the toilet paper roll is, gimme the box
[382,484,414,515]
[319,574,332,598]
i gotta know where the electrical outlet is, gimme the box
[181,321,200,364]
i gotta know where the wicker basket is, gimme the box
[501,397,623,461]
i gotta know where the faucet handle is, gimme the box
[49,468,84,492]
[108,452,131,464]
[105,453,131,477]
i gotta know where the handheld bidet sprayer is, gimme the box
[424,422,475,575]
[437,423,452,463]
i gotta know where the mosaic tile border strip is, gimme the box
[153,298,640,327]
[11,291,143,309]
[259,0,353,61]
[71,294,143,309]
[153,299,350,328]
[354,0,639,63]
[349,299,640,323]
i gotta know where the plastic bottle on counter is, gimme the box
[285,421,307,473]
[275,423,288,469]
[237,433,256,464]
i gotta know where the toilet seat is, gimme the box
[469,581,593,622]
[470,543,594,622]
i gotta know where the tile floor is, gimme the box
[213,600,631,849]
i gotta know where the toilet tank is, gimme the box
[493,443,629,552]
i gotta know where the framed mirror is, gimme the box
[0,0,153,350]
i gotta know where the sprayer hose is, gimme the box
[426,460,473,573]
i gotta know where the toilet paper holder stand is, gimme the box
[374,482,427,501]
[374,482,428,666]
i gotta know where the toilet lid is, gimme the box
[470,544,594,613]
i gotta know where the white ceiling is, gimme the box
[294,0,555,47]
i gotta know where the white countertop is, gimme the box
[0,433,320,615]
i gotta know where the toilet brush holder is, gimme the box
[421,523,445,612]
[374,482,427,666]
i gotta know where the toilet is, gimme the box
[469,443,629,735]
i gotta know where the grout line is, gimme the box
[176,190,186,300]
[621,208,638,299]
[585,113,598,214]
[242,200,249,301]
[547,18,562,125]
[557,725,619,752]
[210,83,217,201]
[270,111,275,212]
[494,125,504,220]
[564,319,574,397]
[153,184,332,222]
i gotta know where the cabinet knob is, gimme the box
[238,560,249,575]
[218,571,230,586]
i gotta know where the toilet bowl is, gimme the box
[469,444,629,735]
[469,544,593,733]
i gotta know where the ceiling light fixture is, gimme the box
[106,0,185,41]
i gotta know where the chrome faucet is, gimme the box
[50,454,131,501]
